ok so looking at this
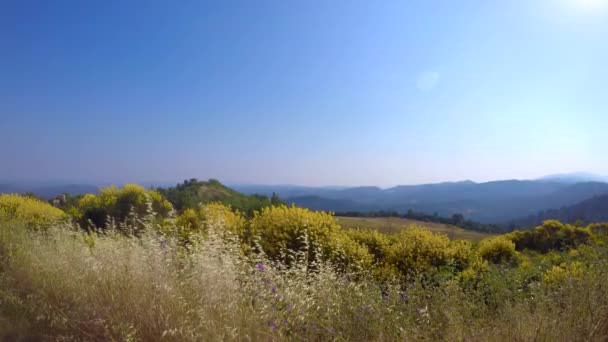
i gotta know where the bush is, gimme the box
[0,194,66,229]
[589,223,608,237]
[249,205,372,271]
[386,227,467,276]
[477,236,518,264]
[543,261,585,286]
[346,228,392,263]
[173,203,247,244]
[3,212,608,340]
[508,220,592,253]
[75,184,173,232]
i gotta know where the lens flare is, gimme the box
[576,0,608,9]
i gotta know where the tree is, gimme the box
[270,192,282,206]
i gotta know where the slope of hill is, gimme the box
[510,194,608,228]
[335,216,493,241]
[157,179,278,214]
[286,195,378,212]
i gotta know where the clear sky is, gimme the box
[1,0,607,186]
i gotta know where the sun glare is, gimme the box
[575,0,608,9]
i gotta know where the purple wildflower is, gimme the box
[256,262,266,271]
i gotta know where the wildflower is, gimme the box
[417,306,428,315]
[256,262,266,271]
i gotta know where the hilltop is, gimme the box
[157,178,281,214]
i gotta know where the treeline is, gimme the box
[336,209,505,233]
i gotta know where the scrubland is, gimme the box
[2,189,608,341]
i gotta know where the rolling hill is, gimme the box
[510,194,608,228]
[234,178,608,224]
[335,216,493,241]
[0,183,99,199]
[157,179,277,214]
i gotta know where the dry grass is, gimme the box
[2,218,608,341]
[336,216,495,241]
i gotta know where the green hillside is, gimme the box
[157,178,281,214]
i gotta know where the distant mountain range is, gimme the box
[2,172,607,225]
[0,183,99,200]
[509,194,608,228]
[538,172,608,184]
[233,173,608,224]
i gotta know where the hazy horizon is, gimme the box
[1,171,606,189]
[2,0,608,186]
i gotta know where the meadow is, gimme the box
[336,216,494,241]
[2,188,608,341]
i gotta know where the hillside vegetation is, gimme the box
[336,216,494,241]
[2,189,608,340]
[158,178,281,214]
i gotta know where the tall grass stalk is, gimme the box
[2,218,608,341]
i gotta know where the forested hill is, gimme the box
[157,179,282,214]
[509,194,608,228]
[235,180,608,223]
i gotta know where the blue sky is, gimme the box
[1,0,607,186]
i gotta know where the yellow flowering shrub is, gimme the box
[386,227,453,275]
[75,184,173,230]
[0,194,66,229]
[249,205,372,270]
[174,203,246,237]
[509,220,591,252]
[199,202,246,236]
[477,236,519,264]
[346,228,392,263]
[448,239,475,270]
[175,208,201,236]
[543,261,585,286]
